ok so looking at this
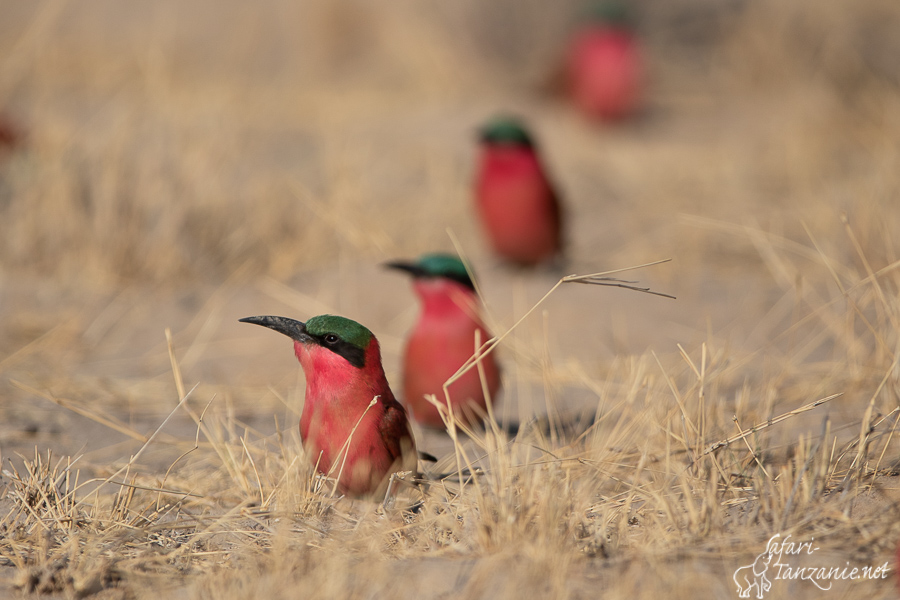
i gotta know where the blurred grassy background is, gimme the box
[1,0,896,286]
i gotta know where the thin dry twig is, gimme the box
[703,393,841,456]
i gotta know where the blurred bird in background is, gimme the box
[474,116,564,267]
[386,253,501,429]
[0,111,23,156]
[566,0,643,121]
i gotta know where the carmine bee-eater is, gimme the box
[239,314,417,498]
[0,111,22,154]
[475,117,563,267]
[386,253,501,429]
[566,1,642,121]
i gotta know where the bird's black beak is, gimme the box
[239,315,312,343]
[384,260,425,278]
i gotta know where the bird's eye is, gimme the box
[324,334,339,344]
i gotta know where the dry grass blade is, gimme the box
[562,259,676,299]
[73,383,199,510]
[703,393,841,455]
[444,258,676,390]
[567,277,676,299]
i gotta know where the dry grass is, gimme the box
[1,0,900,598]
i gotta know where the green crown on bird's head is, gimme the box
[416,254,475,289]
[386,253,476,291]
[579,0,633,28]
[304,315,373,351]
[479,117,534,148]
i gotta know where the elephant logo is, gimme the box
[733,550,774,598]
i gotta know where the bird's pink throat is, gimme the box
[413,279,481,322]
[481,145,543,177]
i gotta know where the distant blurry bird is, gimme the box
[386,253,501,429]
[239,314,417,498]
[566,0,642,121]
[0,112,23,153]
[474,116,563,267]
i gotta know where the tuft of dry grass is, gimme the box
[3,217,900,598]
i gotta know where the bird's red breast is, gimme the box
[567,26,642,121]
[402,278,500,428]
[475,145,562,266]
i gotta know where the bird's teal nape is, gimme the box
[479,116,534,147]
[385,253,475,291]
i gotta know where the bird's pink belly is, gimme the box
[301,414,393,496]
[404,333,500,427]
[480,187,558,264]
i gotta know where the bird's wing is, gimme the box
[549,183,565,253]
[379,402,414,464]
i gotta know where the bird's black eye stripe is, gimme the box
[314,333,365,368]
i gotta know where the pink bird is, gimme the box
[387,254,501,429]
[475,117,563,267]
[566,1,643,121]
[240,314,417,498]
[0,112,23,153]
